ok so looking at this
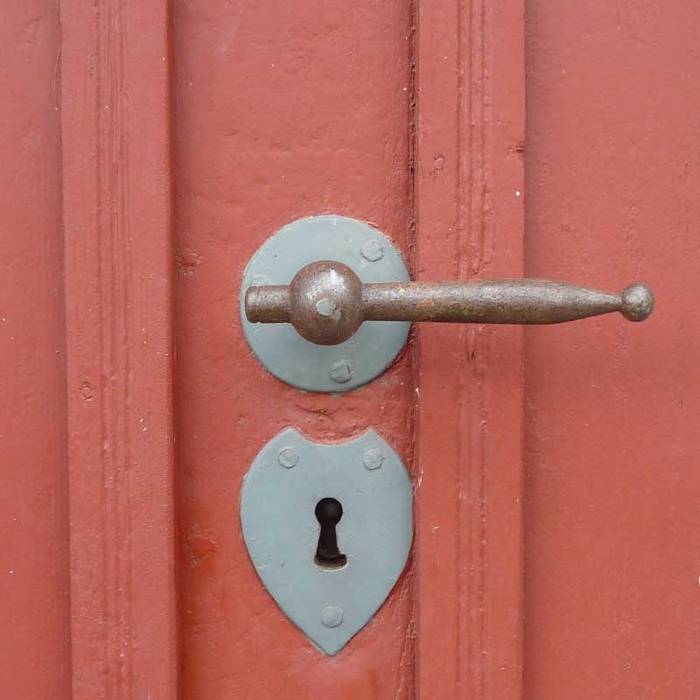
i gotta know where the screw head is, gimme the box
[360,239,384,262]
[278,447,299,468]
[321,605,344,628]
[330,359,352,384]
[363,447,384,470]
[315,298,339,318]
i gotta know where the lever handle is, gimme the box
[245,260,654,345]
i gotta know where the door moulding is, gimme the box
[60,1,177,696]
[414,0,526,696]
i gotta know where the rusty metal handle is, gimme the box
[245,260,654,345]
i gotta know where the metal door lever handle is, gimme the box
[245,260,654,345]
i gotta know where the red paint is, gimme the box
[0,2,71,697]
[524,2,700,697]
[60,0,176,696]
[1,1,698,698]
[173,1,416,696]
[415,1,525,697]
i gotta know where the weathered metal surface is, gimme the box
[240,216,410,391]
[240,428,413,656]
[246,259,654,345]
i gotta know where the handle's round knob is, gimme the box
[288,261,363,345]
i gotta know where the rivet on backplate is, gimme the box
[321,605,344,628]
[363,448,384,470]
[278,447,299,468]
[329,359,352,384]
[360,240,384,262]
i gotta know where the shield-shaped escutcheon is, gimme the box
[240,427,413,655]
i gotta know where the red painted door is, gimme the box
[1,1,699,698]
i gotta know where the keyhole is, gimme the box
[314,497,347,570]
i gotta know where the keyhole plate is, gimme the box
[240,427,413,655]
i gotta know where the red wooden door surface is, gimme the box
[1,1,699,698]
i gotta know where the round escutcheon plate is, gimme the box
[240,215,410,393]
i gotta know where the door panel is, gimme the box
[0,3,70,698]
[172,2,416,696]
[0,0,697,698]
[524,2,700,697]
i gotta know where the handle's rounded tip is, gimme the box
[621,283,654,321]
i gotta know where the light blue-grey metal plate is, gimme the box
[240,428,414,656]
[240,215,410,392]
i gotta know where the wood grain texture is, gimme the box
[60,0,177,696]
[172,1,416,696]
[414,0,525,697]
[0,2,71,697]
[524,2,700,697]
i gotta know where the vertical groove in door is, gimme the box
[414,0,526,696]
[60,1,177,696]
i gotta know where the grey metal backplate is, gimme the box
[240,427,414,656]
[239,215,410,392]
